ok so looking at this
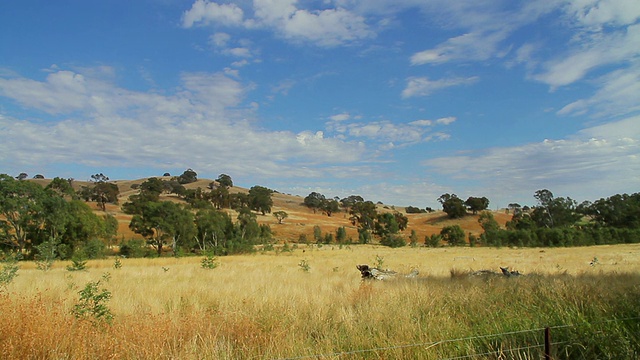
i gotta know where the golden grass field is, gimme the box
[3,244,640,359]
[4,178,638,358]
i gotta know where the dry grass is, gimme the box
[3,244,640,359]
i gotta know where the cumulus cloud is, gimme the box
[0,67,367,180]
[326,115,455,147]
[402,76,478,98]
[183,0,373,47]
[182,0,245,28]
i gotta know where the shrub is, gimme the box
[72,278,113,325]
[0,252,19,290]
[119,239,153,258]
[201,254,219,269]
[441,225,466,246]
[83,238,107,259]
[380,234,406,248]
[425,234,441,247]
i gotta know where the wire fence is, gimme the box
[276,317,640,360]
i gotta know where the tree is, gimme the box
[584,193,640,228]
[194,209,234,254]
[273,211,288,224]
[177,168,198,184]
[440,225,466,246]
[304,192,325,213]
[336,226,347,244]
[465,196,490,214]
[321,198,340,217]
[139,177,165,195]
[129,201,195,256]
[0,174,46,253]
[438,194,466,218]
[349,200,377,232]
[45,177,76,199]
[531,189,581,228]
[216,174,233,188]
[80,174,119,211]
[340,195,364,213]
[210,185,230,209]
[248,186,273,215]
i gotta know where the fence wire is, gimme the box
[275,317,640,360]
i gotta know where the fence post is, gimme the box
[544,327,551,360]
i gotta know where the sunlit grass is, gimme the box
[2,244,640,359]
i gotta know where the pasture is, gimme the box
[2,244,640,359]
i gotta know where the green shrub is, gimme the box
[72,278,113,325]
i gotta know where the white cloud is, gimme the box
[534,23,640,88]
[210,32,231,47]
[436,116,456,125]
[0,67,368,180]
[410,30,509,65]
[182,0,245,28]
[402,76,478,98]
[409,119,432,127]
[329,112,351,121]
[183,0,374,47]
[566,0,640,28]
[558,62,640,117]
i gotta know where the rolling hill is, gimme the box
[42,176,511,244]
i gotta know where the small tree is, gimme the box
[177,169,198,184]
[34,238,59,271]
[425,234,441,247]
[409,229,418,247]
[216,174,233,188]
[273,211,288,224]
[440,225,466,246]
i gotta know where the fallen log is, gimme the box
[356,264,418,280]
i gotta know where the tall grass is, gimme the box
[1,245,639,359]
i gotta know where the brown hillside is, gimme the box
[29,177,512,243]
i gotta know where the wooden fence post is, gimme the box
[544,327,552,360]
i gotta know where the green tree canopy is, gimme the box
[129,201,195,256]
[216,174,233,188]
[248,186,273,215]
[465,196,490,214]
[438,194,467,219]
[440,225,466,246]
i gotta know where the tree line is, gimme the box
[428,189,640,248]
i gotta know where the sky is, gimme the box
[0,0,639,209]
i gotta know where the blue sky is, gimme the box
[1,0,639,208]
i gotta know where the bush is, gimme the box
[425,234,441,247]
[441,225,466,246]
[83,238,106,259]
[72,278,113,325]
[380,234,406,248]
[405,206,425,214]
[119,239,153,258]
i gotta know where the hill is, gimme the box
[36,176,510,244]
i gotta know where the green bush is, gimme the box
[83,238,106,259]
[380,234,406,248]
[118,239,153,258]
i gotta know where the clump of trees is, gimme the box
[122,175,274,256]
[478,190,640,247]
[0,174,117,260]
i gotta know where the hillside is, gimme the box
[43,177,511,244]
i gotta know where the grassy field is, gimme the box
[2,244,640,359]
